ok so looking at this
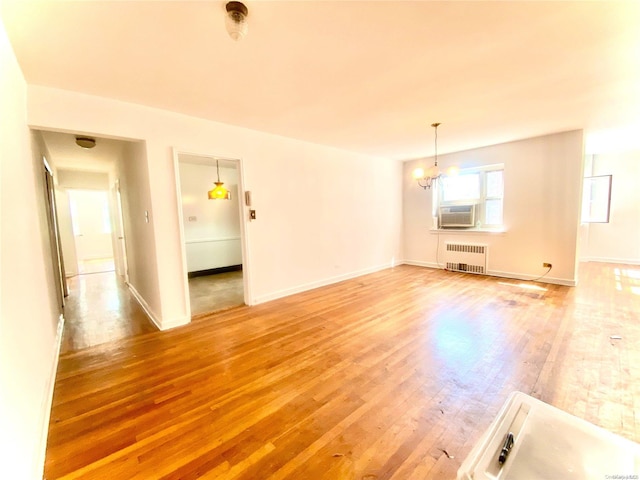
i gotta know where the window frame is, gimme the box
[434,163,504,229]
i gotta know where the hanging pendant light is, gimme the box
[413,122,457,189]
[208,160,231,200]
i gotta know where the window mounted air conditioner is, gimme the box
[439,204,476,228]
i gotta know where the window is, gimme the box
[435,164,504,228]
[581,175,611,223]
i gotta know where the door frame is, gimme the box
[113,179,130,283]
[172,148,252,319]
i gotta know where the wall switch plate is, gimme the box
[250,209,256,220]
[188,216,197,222]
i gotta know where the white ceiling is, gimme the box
[39,130,126,172]
[4,1,640,160]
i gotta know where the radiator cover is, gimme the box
[444,242,488,274]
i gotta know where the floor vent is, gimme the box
[444,242,488,274]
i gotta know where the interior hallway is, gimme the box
[61,267,244,354]
[61,271,157,354]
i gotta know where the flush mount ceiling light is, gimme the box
[225,1,248,41]
[412,122,457,189]
[208,160,231,200]
[75,136,96,149]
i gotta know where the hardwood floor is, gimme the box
[45,262,640,479]
[60,271,157,354]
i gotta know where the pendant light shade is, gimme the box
[208,160,231,200]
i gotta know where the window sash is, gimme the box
[437,166,504,227]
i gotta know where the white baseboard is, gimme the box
[487,269,577,286]
[580,256,640,265]
[253,263,392,304]
[160,316,190,330]
[401,261,577,286]
[36,314,64,479]
[402,260,440,269]
[127,283,189,331]
[127,283,162,330]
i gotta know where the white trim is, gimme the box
[173,148,253,310]
[580,256,640,265]
[185,236,241,244]
[253,263,392,304]
[36,314,64,479]
[429,228,506,235]
[400,262,577,286]
[128,283,164,330]
[487,269,577,286]
[402,260,439,269]
[172,150,193,322]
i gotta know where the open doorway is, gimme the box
[35,129,157,352]
[175,153,246,316]
[67,189,115,275]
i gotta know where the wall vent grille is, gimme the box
[444,242,488,275]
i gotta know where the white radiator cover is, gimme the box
[444,242,488,274]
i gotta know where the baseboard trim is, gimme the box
[580,257,640,265]
[127,283,163,330]
[253,263,392,304]
[188,264,242,278]
[127,284,190,331]
[401,261,577,286]
[487,269,577,286]
[402,260,440,269]
[36,314,64,479]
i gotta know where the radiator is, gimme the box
[444,242,488,274]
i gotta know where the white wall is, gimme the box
[27,86,403,327]
[0,19,63,479]
[116,141,163,326]
[57,169,109,190]
[581,151,640,264]
[404,130,584,285]
[178,162,242,272]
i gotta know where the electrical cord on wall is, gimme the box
[529,265,552,282]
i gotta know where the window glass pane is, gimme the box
[442,173,480,202]
[581,175,611,223]
[485,199,503,225]
[486,170,504,197]
[102,196,112,234]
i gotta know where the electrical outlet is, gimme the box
[543,262,552,268]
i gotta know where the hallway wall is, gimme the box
[0,20,62,479]
[27,85,403,329]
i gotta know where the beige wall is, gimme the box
[0,19,62,479]
[581,151,640,264]
[403,130,585,285]
[27,85,403,328]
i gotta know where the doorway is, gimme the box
[175,152,247,317]
[68,189,115,275]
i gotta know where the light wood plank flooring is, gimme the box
[45,262,640,479]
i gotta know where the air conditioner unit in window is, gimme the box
[439,204,477,228]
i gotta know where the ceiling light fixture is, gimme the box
[225,1,248,41]
[412,122,457,189]
[208,160,231,200]
[75,136,96,149]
